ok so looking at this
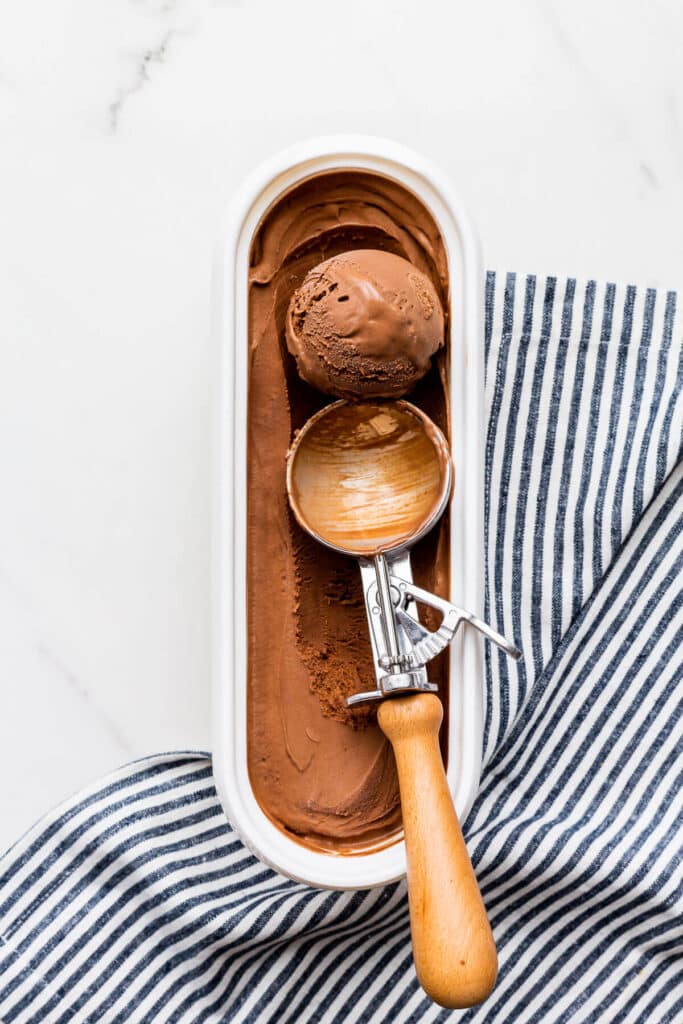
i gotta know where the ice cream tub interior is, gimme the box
[212,136,485,889]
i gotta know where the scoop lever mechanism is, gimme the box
[346,552,521,707]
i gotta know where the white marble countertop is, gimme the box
[1,0,682,853]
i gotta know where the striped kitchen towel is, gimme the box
[0,273,681,1023]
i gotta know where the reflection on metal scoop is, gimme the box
[286,398,520,706]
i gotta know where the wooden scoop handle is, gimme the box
[377,692,497,1008]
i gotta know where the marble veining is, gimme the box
[109,29,176,130]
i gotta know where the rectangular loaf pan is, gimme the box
[212,136,485,890]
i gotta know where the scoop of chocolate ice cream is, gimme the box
[285,249,444,399]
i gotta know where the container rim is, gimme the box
[211,135,485,889]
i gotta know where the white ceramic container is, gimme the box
[212,136,484,889]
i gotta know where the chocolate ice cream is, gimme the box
[285,250,444,398]
[247,171,450,853]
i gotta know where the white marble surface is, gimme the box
[1,0,682,852]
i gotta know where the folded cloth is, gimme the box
[0,273,680,1024]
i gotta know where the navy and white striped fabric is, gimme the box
[1,272,681,1023]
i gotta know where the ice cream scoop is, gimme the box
[287,399,520,1009]
[285,250,444,399]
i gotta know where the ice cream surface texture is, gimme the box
[247,171,450,852]
[285,250,444,398]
